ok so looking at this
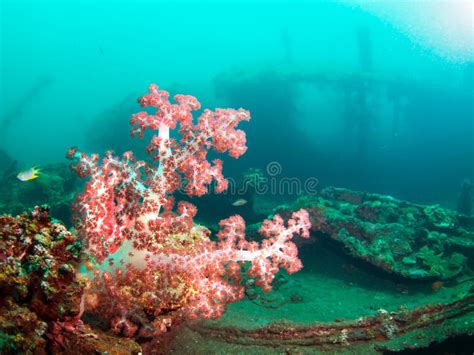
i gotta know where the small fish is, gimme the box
[232,198,248,207]
[17,167,40,182]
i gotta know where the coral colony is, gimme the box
[67,84,311,336]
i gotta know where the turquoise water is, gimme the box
[2,1,472,179]
[1,1,473,207]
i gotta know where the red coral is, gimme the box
[68,84,310,336]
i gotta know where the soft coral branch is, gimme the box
[69,84,310,335]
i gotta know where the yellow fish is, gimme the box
[17,167,41,181]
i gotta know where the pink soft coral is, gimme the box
[68,84,310,335]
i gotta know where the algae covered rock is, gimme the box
[276,187,474,281]
[0,206,85,353]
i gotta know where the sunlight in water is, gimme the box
[341,0,474,62]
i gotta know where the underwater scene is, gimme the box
[1,0,473,354]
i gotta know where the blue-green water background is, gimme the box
[1,0,473,208]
